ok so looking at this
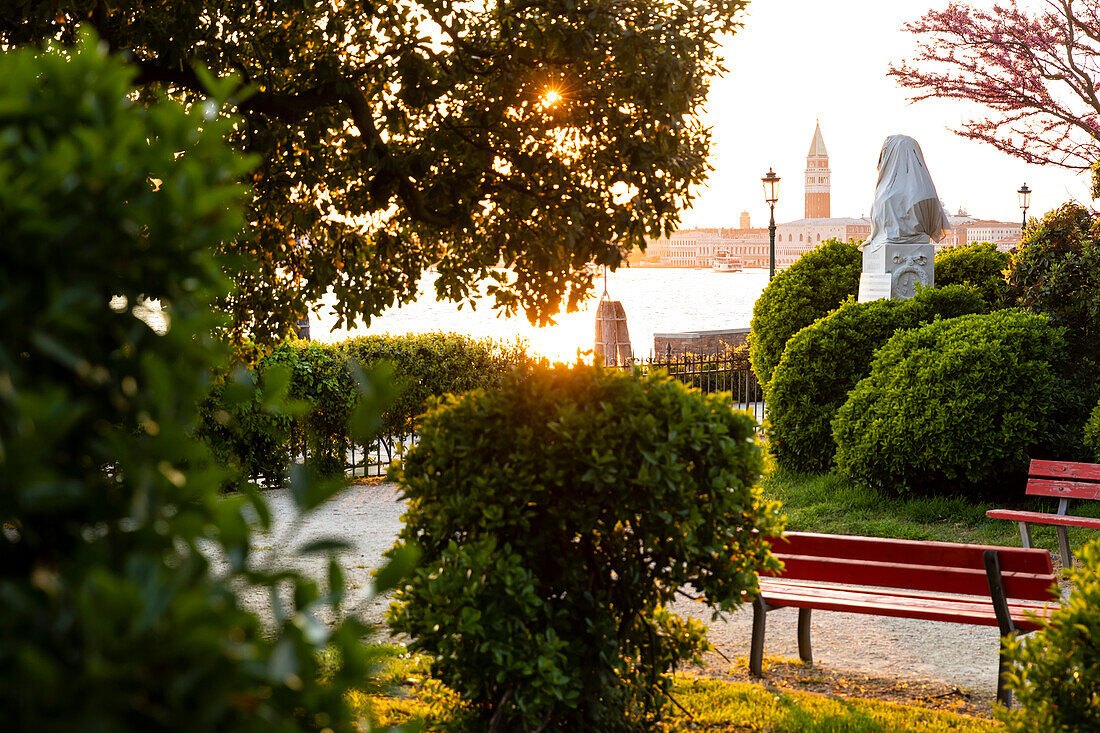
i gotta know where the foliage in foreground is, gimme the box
[199,333,530,484]
[2,1,756,341]
[1086,400,1100,462]
[766,285,987,473]
[1000,538,1100,732]
[749,238,862,387]
[833,311,1069,496]
[386,364,782,731]
[0,34,404,731]
[934,242,1011,309]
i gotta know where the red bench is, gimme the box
[751,532,1061,706]
[986,459,1100,568]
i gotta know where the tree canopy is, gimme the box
[890,0,1100,173]
[1,1,749,341]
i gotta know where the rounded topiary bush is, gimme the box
[767,285,987,473]
[833,310,1068,495]
[749,238,861,386]
[385,364,782,731]
[1086,400,1100,462]
[934,242,1011,308]
[1000,537,1100,731]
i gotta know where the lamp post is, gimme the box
[762,168,780,280]
[1018,182,1031,233]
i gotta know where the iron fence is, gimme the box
[609,351,766,424]
[324,353,764,480]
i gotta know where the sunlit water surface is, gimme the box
[313,268,770,363]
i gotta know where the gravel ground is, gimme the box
[238,481,1003,699]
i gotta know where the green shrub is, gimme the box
[767,285,987,473]
[833,311,1067,495]
[0,32,404,730]
[1085,400,1100,462]
[749,238,862,386]
[341,332,530,437]
[385,364,782,731]
[934,242,1011,308]
[1007,202,1100,360]
[199,333,529,484]
[999,538,1100,731]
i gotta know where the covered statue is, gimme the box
[858,135,950,302]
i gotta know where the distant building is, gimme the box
[642,126,1017,271]
[805,121,831,219]
[773,217,872,268]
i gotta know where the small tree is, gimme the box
[891,0,1100,171]
[386,364,782,731]
[1006,202,1100,361]
[0,32,404,731]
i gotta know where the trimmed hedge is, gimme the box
[833,310,1068,496]
[766,286,987,473]
[1086,400,1100,462]
[385,364,782,731]
[198,333,530,484]
[749,238,862,386]
[934,242,1011,308]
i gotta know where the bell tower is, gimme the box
[805,121,831,219]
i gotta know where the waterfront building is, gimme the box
[642,125,1018,270]
[805,121,830,219]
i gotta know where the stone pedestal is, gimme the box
[858,243,934,302]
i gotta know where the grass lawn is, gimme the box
[359,658,1003,732]
[760,465,1100,562]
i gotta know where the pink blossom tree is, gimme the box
[890,1,1100,172]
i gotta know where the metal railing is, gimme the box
[318,353,765,481]
[608,351,765,424]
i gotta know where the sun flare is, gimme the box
[541,87,563,107]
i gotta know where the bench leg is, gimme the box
[1056,526,1073,570]
[997,646,1013,709]
[797,608,813,665]
[1017,521,1032,549]
[750,596,767,677]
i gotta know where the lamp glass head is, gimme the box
[762,168,780,205]
[1018,183,1031,210]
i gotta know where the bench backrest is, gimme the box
[1026,459,1100,501]
[767,532,1058,603]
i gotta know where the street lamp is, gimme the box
[1018,182,1031,233]
[762,168,780,280]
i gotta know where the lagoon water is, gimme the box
[312,267,770,363]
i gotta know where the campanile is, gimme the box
[805,121,831,219]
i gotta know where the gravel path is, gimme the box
[240,481,1001,698]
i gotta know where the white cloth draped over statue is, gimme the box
[861,135,950,254]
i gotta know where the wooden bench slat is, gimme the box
[986,508,1100,529]
[770,553,1057,601]
[758,585,1053,632]
[759,579,1053,616]
[769,532,1054,574]
[1025,478,1100,501]
[1029,459,1100,482]
[766,577,1056,609]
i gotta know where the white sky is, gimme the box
[680,0,1094,228]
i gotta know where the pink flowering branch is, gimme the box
[890,0,1100,169]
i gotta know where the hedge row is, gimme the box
[766,285,988,473]
[833,310,1070,495]
[198,333,531,485]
